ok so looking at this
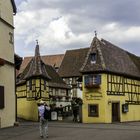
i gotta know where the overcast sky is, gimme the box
[14,0,140,57]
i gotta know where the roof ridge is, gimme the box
[66,47,89,52]
[101,38,131,55]
[42,54,64,57]
[96,40,106,70]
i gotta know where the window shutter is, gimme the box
[29,80,32,90]
[85,75,89,86]
[0,86,4,109]
[44,80,46,90]
[96,75,101,84]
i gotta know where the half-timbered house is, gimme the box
[81,36,140,123]
[16,42,70,121]
[58,48,89,99]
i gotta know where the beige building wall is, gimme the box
[0,22,14,62]
[0,0,14,25]
[0,65,15,128]
[0,0,15,128]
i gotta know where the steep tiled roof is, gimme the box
[42,54,64,68]
[18,54,64,74]
[17,44,51,81]
[45,64,70,88]
[18,57,32,74]
[58,48,89,77]
[16,44,69,89]
[127,52,140,73]
[81,37,140,79]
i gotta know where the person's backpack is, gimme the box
[44,106,50,120]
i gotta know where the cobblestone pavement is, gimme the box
[0,121,140,140]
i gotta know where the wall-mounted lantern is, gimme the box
[122,104,129,113]
[108,99,112,105]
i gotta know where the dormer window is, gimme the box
[90,53,96,64]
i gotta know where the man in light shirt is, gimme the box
[38,101,50,138]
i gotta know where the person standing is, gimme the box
[72,104,78,122]
[38,101,50,138]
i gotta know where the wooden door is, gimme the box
[112,103,120,122]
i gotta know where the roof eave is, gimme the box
[11,0,17,15]
[25,75,51,80]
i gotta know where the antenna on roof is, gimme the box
[94,30,97,37]
[36,39,39,45]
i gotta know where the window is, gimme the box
[9,32,14,44]
[73,88,77,97]
[49,88,53,95]
[29,80,32,90]
[55,67,59,72]
[60,89,65,96]
[84,74,101,88]
[90,53,96,64]
[55,89,59,95]
[0,86,4,109]
[44,80,47,90]
[88,104,99,117]
[72,78,76,84]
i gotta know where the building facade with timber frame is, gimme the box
[16,43,70,121]
[81,37,140,123]
[58,48,89,99]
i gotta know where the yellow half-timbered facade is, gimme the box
[16,42,70,121]
[81,37,140,123]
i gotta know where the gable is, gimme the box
[81,37,140,79]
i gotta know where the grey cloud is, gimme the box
[15,0,140,56]
[21,0,140,27]
[19,0,140,25]
[37,0,140,25]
